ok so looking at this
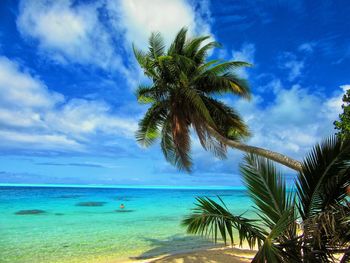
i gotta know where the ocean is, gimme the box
[0,185,254,262]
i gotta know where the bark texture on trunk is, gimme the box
[207,126,303,172]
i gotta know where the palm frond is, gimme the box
[184,35,210,58]
[196,72,251,99]
[148,32,165,59]
[194,41,221,64]
[296,135,350,219]
[206,61,251,75]
[168,27,188,55]
[135,85,157,104]
[240,154,290,228]
[177,86,216,127]
[252,208,297,263]
[182,196,266,248]
[191,114,228,160]
[203,97,250,140]
[135,102,167,146]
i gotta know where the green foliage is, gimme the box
[183,135,350,262]
[182,196,266,248]
[334,88,350,138]
[133,27,251,172]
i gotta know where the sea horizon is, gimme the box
[0,183,246,190]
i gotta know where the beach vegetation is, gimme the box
[334,88,350,139]
[183,135,350,262]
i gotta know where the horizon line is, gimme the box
[0,183,246,190]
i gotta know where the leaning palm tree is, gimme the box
[183,135,350,262]
[134,27,302,172]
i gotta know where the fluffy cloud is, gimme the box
[17,0,124,71]
[16,0,212,73]
[0,56,137,154]
[108,0,212,47]
[235,80,345,159]
[231,43,255,78]
[280,52,304,81]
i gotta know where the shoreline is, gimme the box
[132,245,257,263]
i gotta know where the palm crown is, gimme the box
[134,28,251,171]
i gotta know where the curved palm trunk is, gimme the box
[207,126,302,172]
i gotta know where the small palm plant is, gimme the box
[134,27,302,172]
[182,136,350,262]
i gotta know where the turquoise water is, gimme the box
[0,186,254,262]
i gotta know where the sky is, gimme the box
[0,0,349,187]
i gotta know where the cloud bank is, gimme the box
[0,56,137,155]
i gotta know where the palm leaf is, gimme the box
[182,196,266,248]
[168,27,187,55]
[240,154,291,228]
[252,208,297,263]
[296,135,350,219]
[135,85,157,104]
[135,102,167,146]
[148,32,165,59]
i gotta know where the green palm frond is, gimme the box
[296,135,350,219]
[168,27,188,55]
[196,71,251,99]
[135,85,158,104]
[194,41,221,64]
[240,154,291,228]
[202,97,250,140]
[183,35,210,58]
[148,32,165,59]
[222,72,251,99]
[132,44,147,68]
[176,87,215,127]
[135,102,167,147]
[206,61,251,75]
[182,196,266,248]
[252,208,298,263]
[190,114,227,160]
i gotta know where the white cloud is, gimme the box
[340,84,350,92]
[16,0,213,87]
[298,42,315,53]
[108,0,212,47]
[0,56,137,154]
[17,0,124,71]
[234,81,346,160]
[231,43,255,78]
[280,53,304,81]
[0,57,63,109]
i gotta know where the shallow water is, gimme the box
[0,186,255,262]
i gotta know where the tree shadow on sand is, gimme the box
[130,235,222,261]
[151,247,255,263]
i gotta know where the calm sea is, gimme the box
[0,186,254,262]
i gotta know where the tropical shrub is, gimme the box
[183,136,350,262]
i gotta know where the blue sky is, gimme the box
[0,0,349,186]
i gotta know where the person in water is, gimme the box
[120,203,125,209]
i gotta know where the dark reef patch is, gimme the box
[76,201,106,207]
[115,209,134,213]
[55,213,64,216]
[56,195,82,199]
[15,209,46,215]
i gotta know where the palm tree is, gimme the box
[182,135,350,262]
[134,28,302,172]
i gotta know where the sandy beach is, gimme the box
[143,246,256,263]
